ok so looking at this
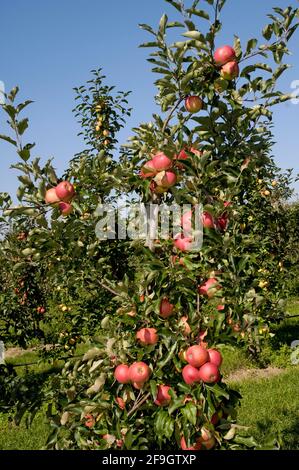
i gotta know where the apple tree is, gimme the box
[0,0,298,451]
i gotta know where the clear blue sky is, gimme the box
[0,0,298,198]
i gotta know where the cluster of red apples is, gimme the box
[182,345,222,385]
[45,181,75,216]
[214,45,239,80]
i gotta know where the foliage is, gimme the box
[0,0,299,451]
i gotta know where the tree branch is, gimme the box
[127,392,151,417]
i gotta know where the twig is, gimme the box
[127,392,151,417]
[98,281,119,297]
[162,96,185,133]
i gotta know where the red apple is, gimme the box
[179,316,191,336]
[159,298,174,318]
[182,364,200,385]
[220,61,239,80]
[198,278,221,298]
[132,381,145,390]
[201,436,216,450]
[116,397,126,409]
[207,349,223,367]
[173,236,193,252]
[201,427,212,442]
[59,202,73,216]
[185,96,203,114]
[114,364,130,384]
[217,304,225,311]
[202,211,214,229]
[140,160,157,178]
[154,170,177,188]
[129,362,151,383]
[55,181,75,202]
[45,187,60,205]
[84,414,95,428]
[151,152,172,171]
[136,328,158,346]
[186,345,209,368]
[180,436,202,451]
[214,45,236,65]
[198,362,220,384]
[217,213,228,231]
[181,209,193,235]
[154,385,171,406]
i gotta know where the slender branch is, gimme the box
[98,281,119,297]
[127,392,151,417]
[162,96,185,133]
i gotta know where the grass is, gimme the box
[232,366,299,450]
[0,412,49,450]
[0,298,298,450]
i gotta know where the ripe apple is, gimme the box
[84,414,95,428]
[198,362,220,384]
[185,96,203,114]
[136,328,158,346]
[159,298,174,318]
[129,362,151,383]
[201,436,216,450]
[186,345,209,368]
[154,170,177,188]
[180,436,202,451]
[214,45,236,65]
[202,211,214,229]
[179,316,191,336]
[114,364,130,384]
[217,304,225,311]
[198,278,221,298]
[55,181,75,202]
[220,61,239,80]
[45,187,60,205]
[116,397,126,409]
[132,381,145,390]
[59,202,73,216]
[173,236,193,252]
[181,209,193,235]
[151,152,172,171]
[154,385,171,406]
[201,427,212,442]
[140,160,157,178]
[182,364,200,384]
[217,213,228,231]
[207,349,223,367]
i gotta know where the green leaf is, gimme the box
[233,435,258,448]
[262,24,273,40]
[155,410,174,440]
[0,134,17,146]
[139,23,156,36]
[165,0,182,13]
[233,35,242,58]
[181,402,197,426]
[2,104,16,119]
[139,42,160,48]
[246,38,257,55]
[17,118,29,135]
[182,30,204,41]
[159,14,168,36]
[186,8,210,20]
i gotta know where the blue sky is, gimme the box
[0,0,298,198]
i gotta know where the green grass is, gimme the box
[231,366,299,450]
[0,412,49,450]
